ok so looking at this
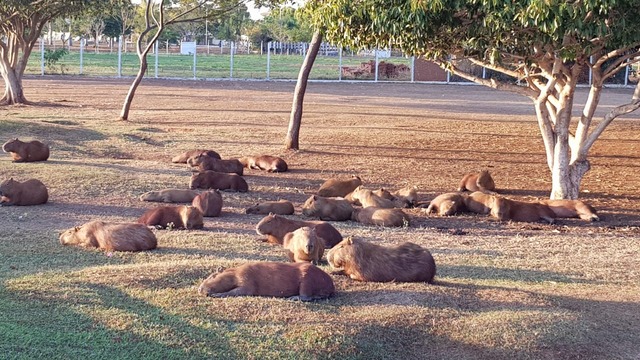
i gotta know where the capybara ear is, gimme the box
[312,195,317,200]
[346,237,353,245]
[216,266,225,273]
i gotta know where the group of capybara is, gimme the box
[2,137,600,302]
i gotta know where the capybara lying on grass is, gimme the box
[0,178,48,205]
[239,155,288,172]
[171,149,220,163]
[192,190,223,217]
[327,237,436,283]
[283,227,325,265]
[139,189,200,203]
[392,186,419,207]
[189,170,248,192]
[198,262,335,301]
[256,214,342,248]
[491,197,555,224]
[539,199,600,221]
[464,191,497,214]
[423,192,468,216]
[302,195,354,221]
[138,205,204,229]
[2,138,49,162]
[188,153,244,176]
[350,186,396,208]
[59,221,157,251]
[351,207,410,227]
[458,170,496,192]
[245,200,294,215]
[318,175,362,197]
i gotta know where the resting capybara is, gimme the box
[137,205,204,229]
[283,227,325,265]
[491,197,555,224]
[392,186,419,208]
[255,214,342,248]
[464,191,497,214]
[239,155,288,172]
[59,221,157,251]
[2,138,50,162]
[317,175,362,198]
[198,262,335,301]
[139,188,200,203]
[171,149,220,163]
[457,170,496,192]
[301,195,354,221]
[245,200,294,215]
[187,153,244,176]
[351,207,410,227]
[372,188,394,200]
[350,186,396,208]
[192,190,223,217]
[0,178,48,205]
[423,192,468,216]
[327,237,436,283]
[189,170,248,192]
[539,199,600,221]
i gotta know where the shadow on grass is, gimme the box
[0,120,106,141]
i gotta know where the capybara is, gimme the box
[464,191,497,214]
[198,262,335,301]
[392,186,419,207]
[317,175,362,198]
[491,197,555,224]
[423,192,468,216]
[301,195,354,221]
[539,199,600,221]
[458,170,496,192]
[171,149,220,163]
[327,237,436,283]
[139,188,200,203]
[239,155,288,172]
[245,200,294,215]
[189,170,248,192]
[187,153,244,176]
[0,178,48,205]
[255,214,342,248]
[138,205,204,229]
[372,188,394,200]
[2,138,50,162]
[283,227,325,265]
[59,221,157,251]
[192,190,223,217]
[351,207,410,227]
[350,186,396,208]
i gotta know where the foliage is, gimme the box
[261,6,313,43]
[43,48,69,73]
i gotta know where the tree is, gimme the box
[0,1,113,105]
[308,0,640,199]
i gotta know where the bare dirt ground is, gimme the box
[1,77,639,359]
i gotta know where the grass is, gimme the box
[1,78,639,359]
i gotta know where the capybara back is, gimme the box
[0,178,48,205]
[2,138,49,162]
[192,190,223,217]
[59,221,157,251]
[317,175,362,197]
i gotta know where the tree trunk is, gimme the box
[550,160,590,200]
[284,30,323,150]
[119,58,147,120]
[0,64,28,105]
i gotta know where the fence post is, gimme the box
[589,56,593,85]
[79,38,84,75]
[230,41,234,79]
[411,56,415,83]
[482,66,486,79]
[40,38,45,76]
[266,41,271,80]
[260,41,263,56]
[625,65,629,86]
[193,47,197,80]
[117,35,122,78]
[338,46,343,81]
[154,41,159,78]
[374,49,379,82]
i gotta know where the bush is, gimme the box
[44,48,68,74]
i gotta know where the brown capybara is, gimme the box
[539,199,600,221]
[327,237,436,283]
[457,170,496,192]
[245,200,294,215]
[138,205,204,229]
[59,221,157,251]
[197,262,335,301]
[423,192,468,216]
[317,175,362,198]
[239,155,288,172]
[187,153,244,176]
[491,197,555,224]
[171,149,220,163]
[282,227,325,265]
[2,138,50,162]
[392,186,419,208]
[301,195,354,221]
[351,207,410,227]
[350,186,396,208]
[464,191,497,215]
[139,189,200,203]
[189,170,248,192]
[372,188,394,200]
[0,178,48,205]
[255,214,342,248]
[192,190,223,217]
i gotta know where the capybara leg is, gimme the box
[210,287,251,298]
[288,295,323,302]
[579,212,600,221]
[542,216,555,224]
